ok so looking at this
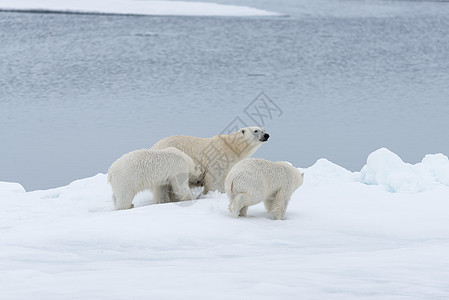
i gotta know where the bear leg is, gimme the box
[239,206,248,217]
[114,192,135,210]
[167,185,178,202]
[152,185,171,204]
[170,177,193,201]
[202,171,225,194]
[112,194,117,207]
[271,191,289,220]
[263,197,275,213]
[229,193,251,217]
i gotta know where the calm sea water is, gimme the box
[1,9,449,190]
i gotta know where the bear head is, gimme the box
[189,164,204,187]
[240,126,270,144]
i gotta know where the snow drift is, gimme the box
[359,148,449,192]
[303,147,449,192]
[1,148,448,299]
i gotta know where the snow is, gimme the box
[0,0,281,17]
[360,148,449,193]
[301,158,358,186]
[1,148,449,299]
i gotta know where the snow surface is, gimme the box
[360,148,449,193]
[0,0,281,17]
[1,148,449,299]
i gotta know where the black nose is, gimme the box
[197,181,200,184]
[264,133,270,139]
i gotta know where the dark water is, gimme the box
[1,11,449,190]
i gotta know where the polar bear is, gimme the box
[108,147,202,210]
[151,127,269,194]
[225,158,303,220]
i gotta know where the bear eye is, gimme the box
[255,130,258,133]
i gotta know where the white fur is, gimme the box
[108,147,201,210]
[225,158,304,220]
[151,127,269,194]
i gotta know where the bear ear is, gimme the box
[241,129,245,134]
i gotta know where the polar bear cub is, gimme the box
[225,158,303,220]
[108,147,202,210]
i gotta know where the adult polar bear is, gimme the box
[151,127,269,194]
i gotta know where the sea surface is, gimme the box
[1,3,449,190]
